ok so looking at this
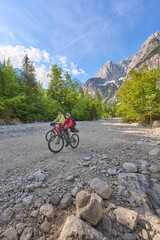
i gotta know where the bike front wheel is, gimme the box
[48,135,64,153]
[45,130,56,142]
[70,134,79,148]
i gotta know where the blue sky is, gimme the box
[0,0,160,86]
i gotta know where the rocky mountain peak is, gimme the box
[83,31,160,103]
[127,31,160,72]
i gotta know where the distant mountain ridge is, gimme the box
[83,31,160,103]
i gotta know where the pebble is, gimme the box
[65,175,74,182]
[60,193,72,209]
[22,195,34,205]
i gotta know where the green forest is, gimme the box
[117,68,160,123]
[0,54,160,124]
[0,55,103,123]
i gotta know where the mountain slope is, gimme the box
[83,31,160,103]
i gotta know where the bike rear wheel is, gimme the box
[48,135,64,153]
[70,134,79,148]
[45,130,56,142]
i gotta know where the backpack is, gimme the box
[70,117,76,127]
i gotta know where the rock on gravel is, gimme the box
[40,204,55,220]
[65,175,74,182]
[76,191,103,226]
[149,148,160,156]
[96,215,112,238]
[16,223,25,235]
[60,193,72,209]
[22,195,34,205]
[20,227,33,240]
[40,220,51,233]
[58,215,108,240]
[148,165,160,173]
[114,207,139,230]
[49,193,61,205]
[34,170,45,182]
[0,208,14,226]
[141,160,150,171]
[2,227,18,240]
[90,178,112,199]
[122,233,137,240]
[71,187,80,197]
[123,162,138,173]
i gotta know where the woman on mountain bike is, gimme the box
[61,113,75,146]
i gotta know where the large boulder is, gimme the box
[123,162,138,173]
[114,207,139,230]
[76,191,103,226]
[58,215,108,240]
[90,178,112,199]
[117,173,160,216]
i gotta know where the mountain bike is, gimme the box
[48,128,79,153]
[45,122,60,141]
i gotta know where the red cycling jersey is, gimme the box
[62,118,74,128]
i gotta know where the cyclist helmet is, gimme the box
[66,113,71,117]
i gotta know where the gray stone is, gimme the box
[60,193,72,209]
[148,165,160,173]
[16,223,25,235]
[108,168,117,175]
[49,193,61,205]
[71,187,80,197]
[123,233,136,240]
[84,156,92,161]
[90,178,112,199]
[25,184,35,191]
[22,195,34,205]
[34,170,45,181]
[20,227,33,240]
[149,148,160,156]
[58,215,108,240]
[0,208,14,226]
[114,207,139,230]
[141,161,150,171]
[76,191,103,226]
[2,227,18,240]
[96,215,112,238]
[65,175,74,182]
[123,162,138,173]
[40,204,55,219]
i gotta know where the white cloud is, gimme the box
[35,64,50,85]
[43,50,50,62]
[70,61,85,76]
[57,54,67,67]
[63,67,71,73]
[0,44,85,84]
[0,45,49,68]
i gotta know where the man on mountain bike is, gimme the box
[53,111,65,126]
[61,113,75,147]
